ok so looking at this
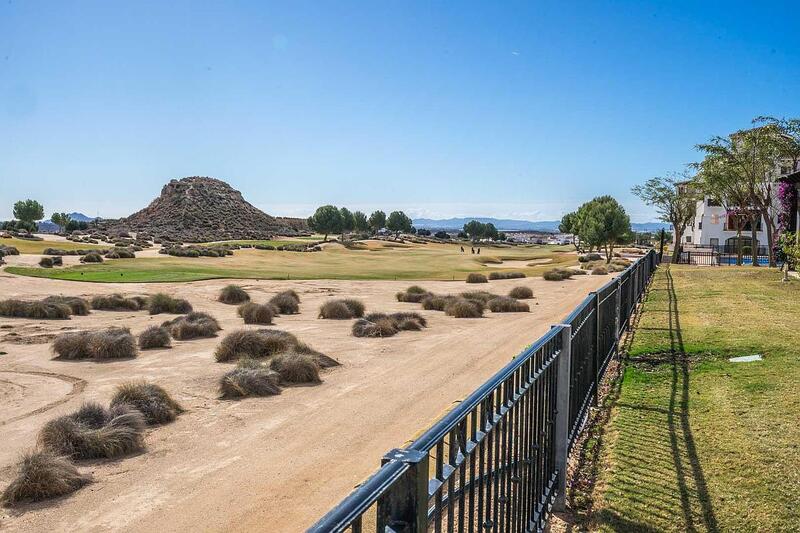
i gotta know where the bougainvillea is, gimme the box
[777,181,797,233]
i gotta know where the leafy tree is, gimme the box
[497,232,507,241]
[754,116,800,173]
[484,223,499,241]
[307,205,343,241]
[434,230,450,239]
[577,196,631,262]
[339,207,355,240]
[368,210,386,233]
[463,220,485,241]
[51,212,72,233]
[13,199,44,224]
[352,211,369,232]
[457,231,467,239]
[632,173,699,263]
[559,212,582,251]
[417,228,431,236]
[65,219,89,232]
[386,211,412,239]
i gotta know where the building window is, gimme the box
[698,221,703,230]
[710,214,720,224]
[685,235,692,243]
[725,214,762,232]
[781,166,791,175]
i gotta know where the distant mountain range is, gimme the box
[37,212,96,232]
[413,217,670,233]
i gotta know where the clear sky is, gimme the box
[1,1,798,222]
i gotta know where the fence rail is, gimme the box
[309,250,658,533]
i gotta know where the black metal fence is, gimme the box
[674,248,771,266]
[309,250,658,533]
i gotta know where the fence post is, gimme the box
[614,277,622,343]
[592,291,600,407]
[377,449,429,532]
[553,324,572,513]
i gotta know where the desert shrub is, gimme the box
[39,256,54,268]
[219,362,281,398]
[421,294,457,311]
[237,302,274,325]
[444,298,484,318]
[162,312,220,340]
[591,266,609,275]
[396,286,432,303]
[607,263,627,272]
[0,299,72,320]
[1,451,89,505]
[214,329,299,362]
[586,253,602,261]
[52,328,137,360]
[318,299,364,319]
[577,255,589,263]
[110,381,183,425]
[91,293,145,311]
[52,256,63,266]
[270,290,300,314]
[38,403,145,460]
[571,269,587,276]
[488,296,530,312]
[352,317,398,338]
[465,273,488,284]
[43,296,90,316]
[508,286,533,299]
[543,268,573,281]
[270,352,321,383]
[389,311,427,328]
[147,293,192,315]
[218,285,250,305]
[138,325,171,349]
[341,298,365,317]
[405,285,427,295]
[460,291,497,305]
[81,252,103,263]
[0,245,20,255]
[488,271,526,280]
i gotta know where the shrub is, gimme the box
[421,294,457,311]
[352,317,398,338]
[460,291,497,305]
[138,325,171,349]
[237,302,274,325]
[81,252,103,263]
[389,311,427,328]
[52,256,63,266]
[162,312,220,340]
[405,285,428,295]
[341,298,365,317]
[488,296,530,312]
[269,291,300,314]
[218,285,250,305]
[147,293,192,315]
[508,286,533,299]
[214,329,299,362]
[444,298,483,318]
[586,253,602,261]
[0,299,71,319]
[110,381,183,425]
[219,362,281,398]
[38,403,145,459]
[270,352,321,383]
[578,255,589,263]
[318,299,365,319]
[1,451,89,505]
[396,286,432,303]
[543,268,573,281]
[91,294,146,311]
[488,271,526,280]
[591,266,609,275]
[465,273,488,284]
[571,269,588,276]
[52,328,137,360]
[43,296,90,316]
[39,256,54,268]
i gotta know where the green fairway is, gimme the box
[591,266,800,532]
[0,237,107,254]
[4,241,576,283]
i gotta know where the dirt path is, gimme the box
[0,272,612,532]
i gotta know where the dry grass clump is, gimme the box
[137,325,171,349]
[270,352,321,383]
[592,266,609,275]
[80,252,103,263]
[42,296,90,316]
[396,286,432,303]
[110,381,183,425]
[352,317,399,338]
[39,256,54,268]
[543,268,574,281]
[237,302,274,325]
[162,312,221,340]
[444,298,484,318]
[460,291,497,305]
[421,294,457,311]
[465,273,488,284]
[487,296,530,312]
[219,360,281,399]
[38,403,145,460]
[488,271,526,280]
[218,285,250,305]
[508,286,533,299]
[0,299,72,320]
[269,290,300,314]
[52,328,137,360]
[1,451,89,505]
[318,298,365,319]
[214,329,299,362]
[147,293,192,315]
[90,293,147,311]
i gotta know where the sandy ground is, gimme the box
[0,270,613,532]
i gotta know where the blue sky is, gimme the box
[1,1,798,222]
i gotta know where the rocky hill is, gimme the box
[107,177,306,242]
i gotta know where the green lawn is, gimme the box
[0,237,107,254]
[4,242,576,283]
[591,266,800,532]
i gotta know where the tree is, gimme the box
[368,210,386,234]
[754,116,800,173]
[66,219,89,232]
[13,199,44,224]
[307,205,343,241]
[559,211,587,252]
[632,174,699,263]
[339,207,355,240]
[434,230,450,239]
[463,220,485,241]
[352,211,369,232]
[51,212,72,233]
[497,232,507,241]
[577,196,631,262]
[417,228,431,236]
[386,211,412,239]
